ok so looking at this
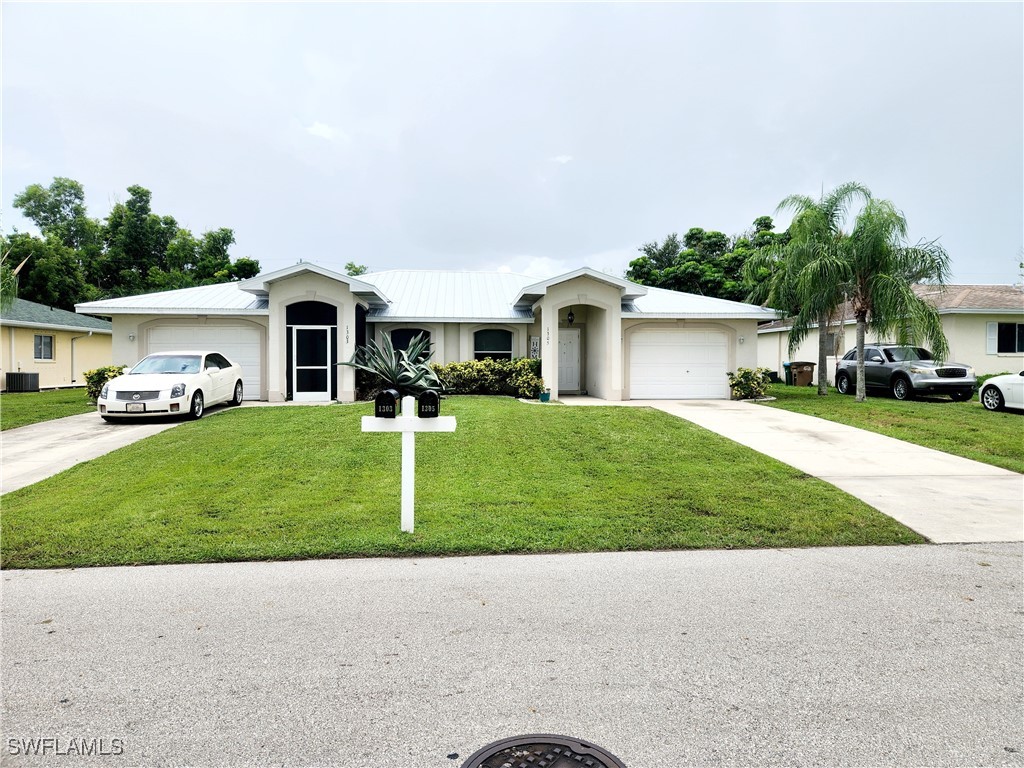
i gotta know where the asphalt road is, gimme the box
[2,544,1022,767]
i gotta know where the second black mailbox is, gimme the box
[417,390,440,418]
[375,389,400,418]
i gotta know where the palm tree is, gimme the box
[824,198,950,401]
[746,182,870,395]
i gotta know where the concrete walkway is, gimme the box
[3,544,1021,767]
[563,397,1024,544]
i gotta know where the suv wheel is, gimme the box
[836,372,852,395]
[891,376,914,401]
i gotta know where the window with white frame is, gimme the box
[987,322,1024,354]
[474,329,513,360]
[34,334,54,360]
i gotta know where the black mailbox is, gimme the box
[374,389,400,418]
[417,390,440,419]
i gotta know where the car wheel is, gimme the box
[950,389,973,402]
[836,372,852,395]
[891,376,914,401]
[189,391,205,420]
[229,380,243,406]
[981,386,1004,412]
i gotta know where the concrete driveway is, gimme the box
[1,412,181,494]
[564,398,1024,544]
[2,544,1021,767]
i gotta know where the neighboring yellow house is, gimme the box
[1,299,113,391]
[758,284,1024,382]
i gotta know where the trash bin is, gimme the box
[791,361,816,387]
[783,362,792,386]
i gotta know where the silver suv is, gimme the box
[835,344,976,401]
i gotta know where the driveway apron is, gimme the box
[563,397,1024,544]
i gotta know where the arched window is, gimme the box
[390,328,431,353]
[474,329,513,360]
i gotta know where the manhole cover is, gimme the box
[461,734,626,768]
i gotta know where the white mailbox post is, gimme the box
[361,395,456,533]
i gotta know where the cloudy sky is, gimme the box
[2,2,1021,284]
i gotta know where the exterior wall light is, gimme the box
[128,333,136,342]
[567,307,575,326]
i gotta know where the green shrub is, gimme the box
[432,358,544,399]
[339,332,442,398]
[727,367,773,400]
[83,365,127,402]
[977,371,1013,390]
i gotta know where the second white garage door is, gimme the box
[629,329,730,399]
[147,325,263,400]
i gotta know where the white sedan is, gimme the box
[979,371,1024,412]
[98,350,244,421]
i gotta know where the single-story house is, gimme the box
[758,284,1024,382]
[75,263,778,402]
[1,298,113,391]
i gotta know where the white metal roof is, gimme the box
[76,283,268,316]
[74,266,778,321]
[624,286,779,319]
[362,270,535,321]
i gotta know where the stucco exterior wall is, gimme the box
[108,314,270,399]
[1,325,112,390]
[759,313,1024,383]
[944,313,1024,375]
[539,276,623,400]
[621,318,757,399]
[268,273,356,401]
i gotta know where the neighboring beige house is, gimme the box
[1,298,113,391]
[76,263,777,402]
[758,284,1024,382]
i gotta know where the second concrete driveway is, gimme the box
[567,398,1023,544]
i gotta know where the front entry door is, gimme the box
[293,326,332,401]
[558,328,581,393]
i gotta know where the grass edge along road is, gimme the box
[0,396,924,569]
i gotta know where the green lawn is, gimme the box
[761,384,1024,474]
[0,388,94,431]
[0,397,923,569]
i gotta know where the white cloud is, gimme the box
[485,256,571,278]
[306,121,339,140]
[549,154,573,165]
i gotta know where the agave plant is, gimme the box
[339,331,443,398]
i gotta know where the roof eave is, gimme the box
[367,315,534,324]
[623,311,777,320]
[74,306,269,317]
[1,320,113,334]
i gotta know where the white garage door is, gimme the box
[147,326,262,400]
[629,329,730,399]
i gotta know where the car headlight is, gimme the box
[966,367,975,377]
[171,383,187,398]
[909,366,930,375]
[100,383,109,399]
